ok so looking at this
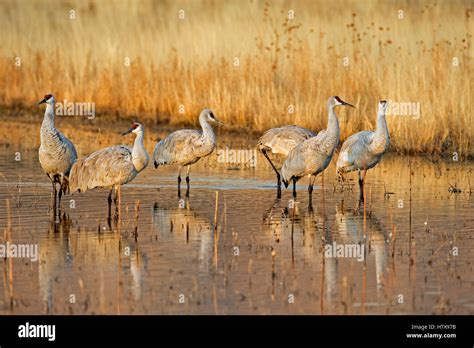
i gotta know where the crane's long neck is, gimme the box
[132,131,149,173]
[199,114,216,144]
[371,110,390,154]
[41,103,55,130]
[40,103,58,147]
[325,104,340,149]
[375,111,389,140]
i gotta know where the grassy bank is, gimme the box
[0,0,472,156]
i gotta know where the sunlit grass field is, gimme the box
[0,0,472,156]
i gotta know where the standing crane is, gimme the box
[257,125,316,197]
[69,123,149,216]
[281,96,355,200]
[38,93,77,212]
[336,100,390,203]
[153,108,222,197]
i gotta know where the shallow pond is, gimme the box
[0,149,473,314]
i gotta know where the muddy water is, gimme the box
[0,149,473,314]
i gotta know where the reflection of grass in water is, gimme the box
[0,0,472,156]
[0,155,472,314]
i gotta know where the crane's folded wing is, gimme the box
[70,146,135,191]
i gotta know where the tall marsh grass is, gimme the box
[0,0,472,156]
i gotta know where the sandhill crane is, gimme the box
[257,125,316,197]
[336,100,390,203]
[281,96,355,200]
[153,108,222,197]
[69,123,149,216]
[38,93,78,211]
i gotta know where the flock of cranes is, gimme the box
[257,96,390,203]
[37,93,390,215]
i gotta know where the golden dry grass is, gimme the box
[0,0,472,156]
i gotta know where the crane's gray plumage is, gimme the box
[153,108,221,196]
[281,96,355,199]
[154,129,213,167]
[257,125,316,157]
[257,125,316,197]
[336,100,390,202]
[38,93,77,209]
[69,122,149,196]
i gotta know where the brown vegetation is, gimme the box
[0,0,472,156]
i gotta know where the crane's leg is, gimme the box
[113,187,118,206]
[292,178,297,198]
[114,186,121,219]
[308,199,314,214]
[308,175,316,208]
[50,177,57,199]
[60,176,70,211]
[107,188,114,222]
[177,168,183,197]
[108,188,113,205]
[358,169,362,202]
[308,175,315,195]
[57,176,64,212]
[262,150,282,198]
[57,185,62,211]
[51,178,57,216]
[185,166,191,197]
[358,169,367,203]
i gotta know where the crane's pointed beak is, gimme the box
[38,99,46,105]
[122,128,134,136]
[213,116,224,126]
[342,101,356,108]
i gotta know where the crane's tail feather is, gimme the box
[68,159,85,193]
